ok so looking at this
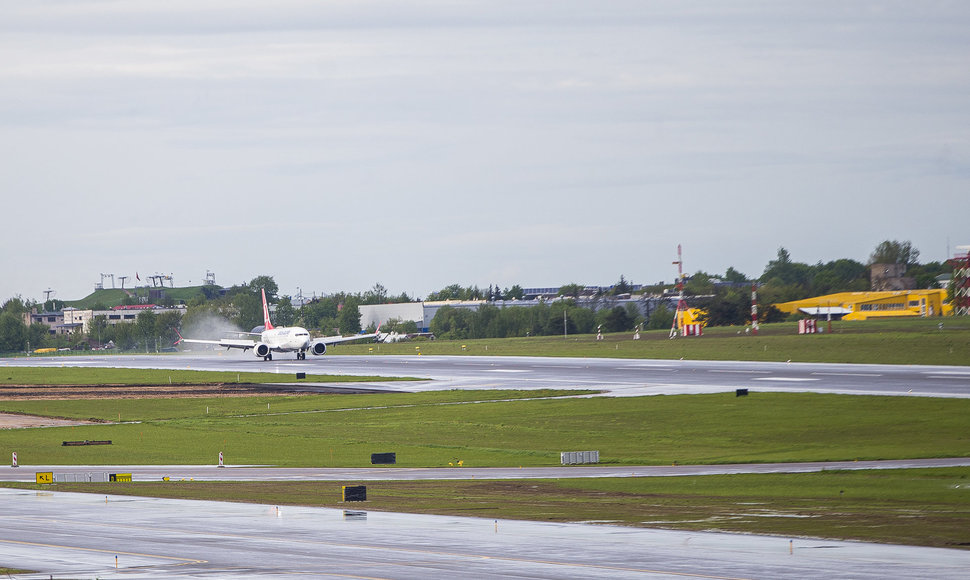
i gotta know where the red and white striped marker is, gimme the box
[218,451,224,468]
[11,452,17,468]
[751,283,759,335]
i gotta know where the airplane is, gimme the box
[175,288,379,360]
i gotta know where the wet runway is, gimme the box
[2,353,969,577]
[4,352,970,397]
[3,457,970,483]
[2,488,967,579]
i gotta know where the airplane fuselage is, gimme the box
[261,326,311,353]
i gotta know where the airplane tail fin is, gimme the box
[261,288,275,330]
[174,328,184,345]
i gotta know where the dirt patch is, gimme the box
[0,413,97,429]
[0,383,364,429]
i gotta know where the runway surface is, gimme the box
[4,352,970,397]
[2,352,970,577]
[2,487,967,579]
[3,458,970,483]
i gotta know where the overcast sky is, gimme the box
[2,1,968,302]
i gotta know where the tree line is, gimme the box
[0,239,955,352]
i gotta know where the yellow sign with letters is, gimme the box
[35,472,53,484]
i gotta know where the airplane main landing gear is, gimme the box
[263,353,273,361]
[297,352,306,360]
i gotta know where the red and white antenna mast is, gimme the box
[669,245,686,339]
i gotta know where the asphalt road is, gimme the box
[3,458,970,483]
[4,352,970,397]
[2,488,967,579]
[2,352,970,578]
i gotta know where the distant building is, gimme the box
[360,295,679,332]
[870,263,916,291]
[24,304,187,335]
[360,301,486,333]
[775,290,950,321]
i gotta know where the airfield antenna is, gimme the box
[669,245,686,339]
[118,276,128,289]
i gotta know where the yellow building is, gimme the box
[776,290,951,321]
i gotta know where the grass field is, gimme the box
[2,319,969,548]
[1,391,967,467]
[19,467,969,549]
[337,317,970,365]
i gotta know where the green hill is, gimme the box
[65,285,214,308]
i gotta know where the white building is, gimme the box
[25,305,187,335]
[360,300,486,332]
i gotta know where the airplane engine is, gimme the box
[310,342,327,356]
[254,343,270,358]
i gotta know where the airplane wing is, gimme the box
[310,330,380,348]
[175,331,257,352]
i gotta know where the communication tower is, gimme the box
[669,245,687,339]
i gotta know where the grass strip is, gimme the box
[12,467,969,550]
[338,318,970,365]
[1,392,967,467]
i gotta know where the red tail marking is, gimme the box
[261,288,275,330]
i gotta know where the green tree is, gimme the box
[599,306,633,332]
[812,259,868,294]
[112,323,137,350]
[646,303,674,330]
[558,283,584,299]
[300,297,339,330]
[247,275,279,301]
[869,240,919,265]
[234,292,262,330]
[697,287,749,327]
[0,313,27,352]
[545,301,578,336]
[89,315,109,347]
[136,310,157,351]
[760,247,814,302]
[1,296,29,315]
[362,283,388,305]
[612,275,632,296]
[426,284,484,301]
[155,310,183,346]
[685,271,715,295]
[27,323,50,350]
[908,261,951,289]
[430,305,474,340]
[723,267,748,283]
[274,297,296,326]
[338,298,362,334]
